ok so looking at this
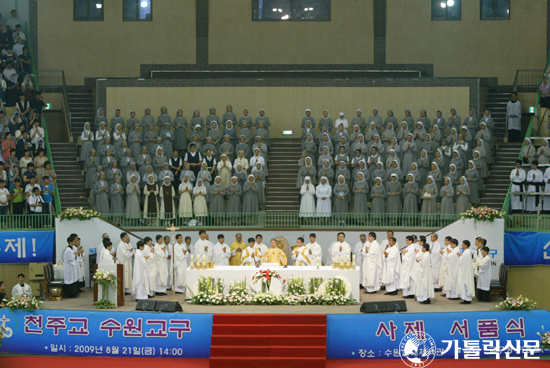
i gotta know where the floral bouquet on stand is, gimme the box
[495,295,537,310]
[308,276,325,294]
[252,269,281,293]
[186,276,227,305]
[538,327,550,351]
[93,269,118,309]
[226,279,250,305]
[286,276,306,295]
[5,294,42,312]
[460,206,505,223]
[60,207,101,221]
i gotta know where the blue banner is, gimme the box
[0,309,212,358]
[504,232,550,266]
[327,310,550,359]
[0,231,54,264]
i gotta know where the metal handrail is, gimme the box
[42,115,63,215]
[512,69,545,92]
[35,69,73,142]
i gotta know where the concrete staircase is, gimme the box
[67,91,95,140]
[480,142,522,209]
[483,90,509,142]
[266,139,302,212]
[49,143,90,209]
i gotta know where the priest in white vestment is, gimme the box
[444,239,460,299]
[382,237,400,295]
[292,237,311,266]
[457,240,475,304]
[214,234,231,266]
[305,233,322,263]
[12,274,33,298]
[132,241,150,300]
[362,232,382,293]
[415,243,435,304]
[99,240,116,264]
[510,160,526,212]
[438,236,452,291]
[474,246,492,302]
[399,236,417,298]
[96,233,111,264]
[172,235,189,293]
[144,238,157,297]
[379,231,397,286]
[241,238,260,266]
[429,234,441,288]
[254,235,268,257]
[354,234,367,287]
[163,236,173,288]
[506,93,522,142]
[63,235,80,298]
[153,236,169,294]
[194,230,213,261]
[331,232,351,263]
[116,233,134,294]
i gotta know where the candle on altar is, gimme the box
[316,257,320,267]
[202,255,206,261]
[190,255,194,264]
[340,255,344,263]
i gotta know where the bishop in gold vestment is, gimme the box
[262,239,288,266]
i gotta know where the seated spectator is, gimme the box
[18,48,31,76]
[11,273,32,299]
[29,92,45,116]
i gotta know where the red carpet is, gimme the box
[209,314,326,368]
[1,356,548,368]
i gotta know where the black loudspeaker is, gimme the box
[136,300,157,311]
[360,301,387,313]
[385,300,408,312]
[155,301,183,312]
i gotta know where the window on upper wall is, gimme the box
[431,0,462,21]
[74,0,104,21]
[124,0,152,21]
[480,0,510,20]
[252,0,331,21]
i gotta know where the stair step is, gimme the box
[209,357,326,368]
[210,346,325,358]
[211,335,326,346]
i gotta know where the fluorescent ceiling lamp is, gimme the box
[447,0,454,6]
[282,130,293,135]
[278,8,282,12]
[141,1,148,8]
[440,2,446,8]
[304,7,308,11]
[281,14,289,19]
[309,7,313,10]
[273,8,277,11]
[96,3,102,9]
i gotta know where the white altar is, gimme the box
[96,264,118,307]
[186,266,361,302]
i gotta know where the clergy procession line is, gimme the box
[61,229,492,306]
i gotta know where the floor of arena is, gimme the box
[42,288,499,313]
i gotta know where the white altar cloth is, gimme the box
[186,266,361,302]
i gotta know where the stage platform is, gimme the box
[42,288,499,313]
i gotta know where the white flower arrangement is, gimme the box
[495,295,537,311]
[5,294,42,312]
[60,207,101,221]
[460,206,505,222]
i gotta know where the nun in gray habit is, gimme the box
[353,172,369,214]
[420,175,438,216]
[209,176,226,216]
[403,174,419,214]
[455,176,471,214]
[333,175,349,213]
[370,177,387,218]
[85,150,98,190]
[243,175,260,213]
[439,177,455,219]
[386,173,402,215]
[157,106,171,127]
[222,105,238,127]
[173,109,188,153]
[159,122,174,159]
[93,171,110,214]
[206,107,220,130]
[227,176,242,213]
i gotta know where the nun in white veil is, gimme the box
[299,176,316,218]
